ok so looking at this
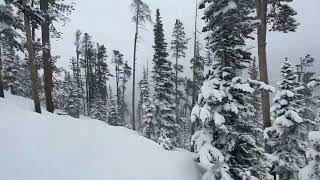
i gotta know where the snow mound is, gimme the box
[0,93,202,180]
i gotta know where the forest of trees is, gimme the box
[1,0,320,180]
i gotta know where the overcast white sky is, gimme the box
[52,0,320,86]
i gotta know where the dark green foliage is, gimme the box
[152,9,179,150]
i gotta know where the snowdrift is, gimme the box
[0,93,202,180]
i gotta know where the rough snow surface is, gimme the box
[0,93,202,180]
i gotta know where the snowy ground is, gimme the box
[0,93,202,180]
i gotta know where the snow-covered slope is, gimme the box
[0,93,202,180]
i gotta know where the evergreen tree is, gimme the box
[248,58,263,144]
[90,99,108,121]
[152,9,178,150]
[0,0,22,98]
[130,0,152,130]
[139,67,155,140]
[296,55,318,130]
[107,99,122,126]
[119,60,132,125]
[299,131,320,180]
[80,33,95,114]
[63,71,81,118]
[2,46,19,95]
[191,1,272,179]
[16,57,32,98]
[265,59,307,180]
[95,44,110,101]
[112,50,124,115]
[170,19,189,124]
[256,0,299,128]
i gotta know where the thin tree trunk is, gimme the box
[132,3,140,130]
[23,0,41,113]
[175,43,179,123]
[0,48,4,98]
[257,0,271,128]
[191,0,198,153]
[40,0,54,113]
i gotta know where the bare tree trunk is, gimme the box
[40,0,54,113]
[131,3,140,130]
[0,48,4,98]
[23,0,41,113]
[257,0,271,128]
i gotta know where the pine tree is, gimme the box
[95,44,110,101]
[90,98,108,121]
[119,60,132,125]
[139,67,155,139]
[256,0,299,128]
[16,57,32,98]
[265,59,307,180]
[112,50,124,114]
[2,46,20,95]
[152,9,178,150]
[63,71,81,118]
[0,1,22,98]
[191,1,272,179]
[107,99,122,126]
[247,58,263,144]
[296,55,318,130]
[170,19,188,125]
[299,131,320,180]
[80,33,95,114]
[130,0,152,130]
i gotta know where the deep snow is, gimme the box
[0,92,202,180]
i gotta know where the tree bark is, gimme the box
[23,0,41,113]
[0,48,4,98]
[257,0,271,128]
[175,41,179,124]
[131,3,140,130]
[191,0,198,153]
[40,0,54,113]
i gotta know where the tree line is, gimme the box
[1,0,320,179]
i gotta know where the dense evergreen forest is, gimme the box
[0,0,320,179]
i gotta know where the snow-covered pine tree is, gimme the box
[119,60,132,125]
[63,71,81,118]
[89,44,110,122]
[265,59,307,180]
[296,55,319,131]
[247,58,264,145]
[299,131,320,180]
[170,19,189,124]
[112,50,124,113]
[16,57,32,98]
[2,46,20,95]
[0,0,22,98]
[268,0,299,33]
[152,9,178,150]
[139,67,155,140]
[107,98,122,126]
[191,0,272,179]
[90,99,108,121]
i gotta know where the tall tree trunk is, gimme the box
[40,0,54,113]
[191,0,198,153]
[23,0,41,113]
[257,0,271,128]
[132,3,139,130]
[0,48,4,98]
[175,45,179,124]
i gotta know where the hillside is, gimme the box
[0,93,202,180]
